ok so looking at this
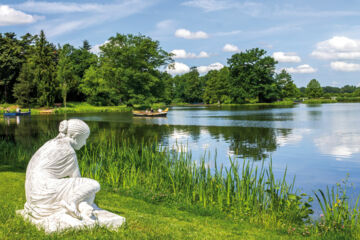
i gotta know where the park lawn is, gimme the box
[0,171,314,240]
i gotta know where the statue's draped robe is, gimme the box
[24,137,83,219]
[18,135,125,233]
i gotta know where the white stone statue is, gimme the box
[17,119,125,233]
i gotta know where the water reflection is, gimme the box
[2,103,360,194]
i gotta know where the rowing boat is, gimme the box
[3,111,31,117]
[133,108,168,117]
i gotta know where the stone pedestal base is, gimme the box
[16,207,126,233]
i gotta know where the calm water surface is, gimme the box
[2,103,360,199]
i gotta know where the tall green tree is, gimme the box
[56,44,77,108]
[183,67,203,103]
[306,79,323,98]
[13,60,36,107]
[33,30,58,106]
[275,69,299,98]
[227,48,278,103]
[0,33,34,103]
[69,40,97,101]
[81,33,173,105]
[203,67,231,104]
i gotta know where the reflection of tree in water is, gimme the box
[1,115,282,162]
[207,126,277,161]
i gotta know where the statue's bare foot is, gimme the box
[61,200,82,220]
[79,202,96,221]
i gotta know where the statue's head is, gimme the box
[58,119,90,150]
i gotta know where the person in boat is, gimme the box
[158,108,162,113]
[150,108,154,113]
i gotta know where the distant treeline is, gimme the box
[1,31,359,107]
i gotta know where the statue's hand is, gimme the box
[61,200,82,220]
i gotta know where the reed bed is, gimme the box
[82,132,314,224]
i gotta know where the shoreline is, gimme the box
[2,99,360,118]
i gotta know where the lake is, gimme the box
[2,103,360,199]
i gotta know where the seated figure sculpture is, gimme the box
[17,119,125,233]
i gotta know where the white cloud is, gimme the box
[197,62,224,74]
[311,36,360,60]
[16,0,155,37]
[182,0,263,16]
[0,5,36,26]
[175,28,208,39]
[156,19,174,30]
[284,64,316,74]
[166,62,190,75]
[272,52,301,63]
[90,40,110,55]
[171,49,209,59]
[223,44,239,52]
[15,1,99,14]
[330,61,360,72]
[182,0,231,12]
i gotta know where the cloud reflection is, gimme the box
[315,132,360,159]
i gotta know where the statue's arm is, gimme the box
[70,154,81,178]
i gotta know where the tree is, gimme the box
[81,33,173,105]
[323,86,340,94]
[69,40,97,101]
[275,69,299,98]
[32,30,58,106]
[306,79,323,98]
[182,67,203,103]
[0,33,34,103]
[80,65,116,106]
[353,87,360,97]
[227,48,278,103]
[203,67,231,104]
[13,61,36,106]
[57,44,77,108]
[341,85,356,94]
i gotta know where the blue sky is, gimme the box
[1,0,360,87]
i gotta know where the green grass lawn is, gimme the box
[0,171,335,240]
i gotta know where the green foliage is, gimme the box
[276,69,300,98]
[90,33,173,105]
[306,79,323,98]
[57,44,78,108]
[33,31,58,106]
[80,66,117,106]
[0,33,34,103]
[227,48,278,103]
[315,174,360,235]
[12,61,36,107]
[353,88,360,97]
[181,67,204,103]
[203,67,231,104]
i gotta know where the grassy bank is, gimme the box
[303,97,360,104]
[0,171,292,240]
[0,102,131,117]
[1,133,360,239]
[171,100,295,107]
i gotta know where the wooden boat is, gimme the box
[133,108,168,117]
[39,109,54,115]
[3,111,31,117]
